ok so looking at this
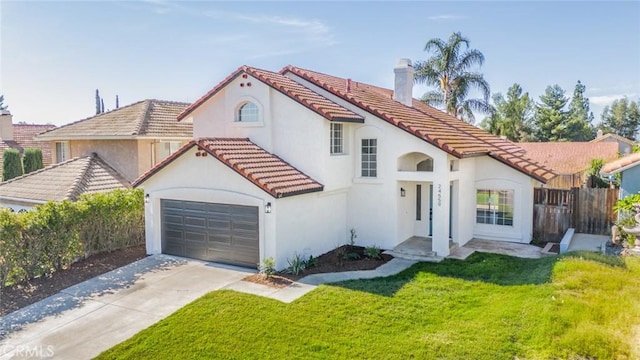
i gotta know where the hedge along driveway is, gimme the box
[0,189,144,294]
[98,252,640,360]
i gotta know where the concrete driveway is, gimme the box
[0,255,253,359]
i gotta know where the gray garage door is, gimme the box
[161,199,259,268]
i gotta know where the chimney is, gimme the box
[0,110,13,141]
[596,129,603,139]
[393,58,414,107]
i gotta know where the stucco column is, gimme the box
[431,179,451,257]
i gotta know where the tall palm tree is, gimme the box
[414,32,493,123]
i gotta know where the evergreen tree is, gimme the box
[95,89,101,114]
[535,85,570,141]
[565,81,595,141]
[22,148,43,174]
[0,94,7,111]
[116,95,119,109]
[598,98,640,141]
[480,83,536,141]
[3,149,23,181]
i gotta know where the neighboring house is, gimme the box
[0,110,56,179]
[518,142,618,189]
[591,130,636,155]
[133,61,555,269]
[35,99,192,182]
[0,153,130,212]
[601,151,640,199]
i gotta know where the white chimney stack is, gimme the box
[0,110,13,141]
[393,58,414,107]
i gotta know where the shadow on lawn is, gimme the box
[334,251,625,297]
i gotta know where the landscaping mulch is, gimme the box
[0,245,147,316]
[243,245,393,288]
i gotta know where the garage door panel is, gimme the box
[161,200,259,268]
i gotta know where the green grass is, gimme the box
[97,252,640,360]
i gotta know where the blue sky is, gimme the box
[1,1,639,127]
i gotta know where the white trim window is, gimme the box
[237,102,259,122]
[330,123,344,155]
[55,141,70,163]
[157,141,181,162]
[476,189,514,226]
[361,138,377,177]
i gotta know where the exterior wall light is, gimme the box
[400,188,406,197]
[265,202,272,214]
[145,194,150,203]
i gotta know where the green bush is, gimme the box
[2,148,23,181]
[22,148,44,174]
[0,189,144,291]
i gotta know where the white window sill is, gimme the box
[330,153,348,157]
[233,121,264,128]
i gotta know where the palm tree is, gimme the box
[414,32,492,123]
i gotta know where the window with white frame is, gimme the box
[361,138,377,177]
[476,189,514,226]
[157,141,181,162]
[55,141,70,163]
[236,102,259,122]
[330,123,343,155]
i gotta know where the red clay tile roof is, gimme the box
[36,100,192,140]
[591,132,635,146]
[0,123,56,178]
[177,66,364,123]
[518,142,619,174]
[133,138,323,198]
[0,153,130,203]
[601,151,640,175]
[281,66,556,183]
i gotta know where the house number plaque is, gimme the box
[437,184,442,206]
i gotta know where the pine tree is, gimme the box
[480,83,535,141]
[3,149,23,181]
[95,89,101,114]
[598,98,640,141]
[535,85,569,141]
[22,148,43,174]
[565,81,595,141]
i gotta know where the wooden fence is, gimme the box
[533,187,618,242]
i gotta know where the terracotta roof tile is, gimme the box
[0,123,56,178]
[601,151,640,175]
[133,138,323,198]
[0,153,130,203]
[178,66,363,123]
[36,100,192,140]
[281,66,556,183]
[518,142,619,174]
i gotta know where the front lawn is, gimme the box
[98,252,640,359]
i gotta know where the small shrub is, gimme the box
[336,246,347,266]
[304,255,318,268]
[259,257,276,278]
[349,228,357,246]
[347,251,361,260]
[364,245,381,259]
[286,253,306,275]
[2,149,23,181]
[22,148,43,174]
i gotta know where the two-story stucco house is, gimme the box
[133,61,555,269]
[35,99,192,183]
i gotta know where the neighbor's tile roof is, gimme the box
[36,100,192,140]
[0,123,57,178]
[591,132,636,146]
[281,66,556,183]
[0,153,130,203]
[601,151,640,175]
[518,142,619,175]
[178,66,364,123]
[133,138,324,198]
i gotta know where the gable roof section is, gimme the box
[0,153,130,203]
[36,100,192,140]
[591,132,636,146]
[0,124,56,167]
[133,138,324,198]
[601,151,640,175]
[281,66,555,183]
[518,142,619,175]
[177,66,364,123]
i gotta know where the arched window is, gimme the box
[237,102,259,122]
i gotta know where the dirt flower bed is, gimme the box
[0,245,147,316]
[244,245,393,288]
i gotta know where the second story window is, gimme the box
[361,138,377,177]
[330,123,343,155]
[55,141,70,163]
[237,102,259,122]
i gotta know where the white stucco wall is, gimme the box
[0,199,37,212]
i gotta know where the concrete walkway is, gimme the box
[568,233,608,253]
[0,255,417,359]
[448,238,544,260]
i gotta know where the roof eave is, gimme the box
[276,186,324,198]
